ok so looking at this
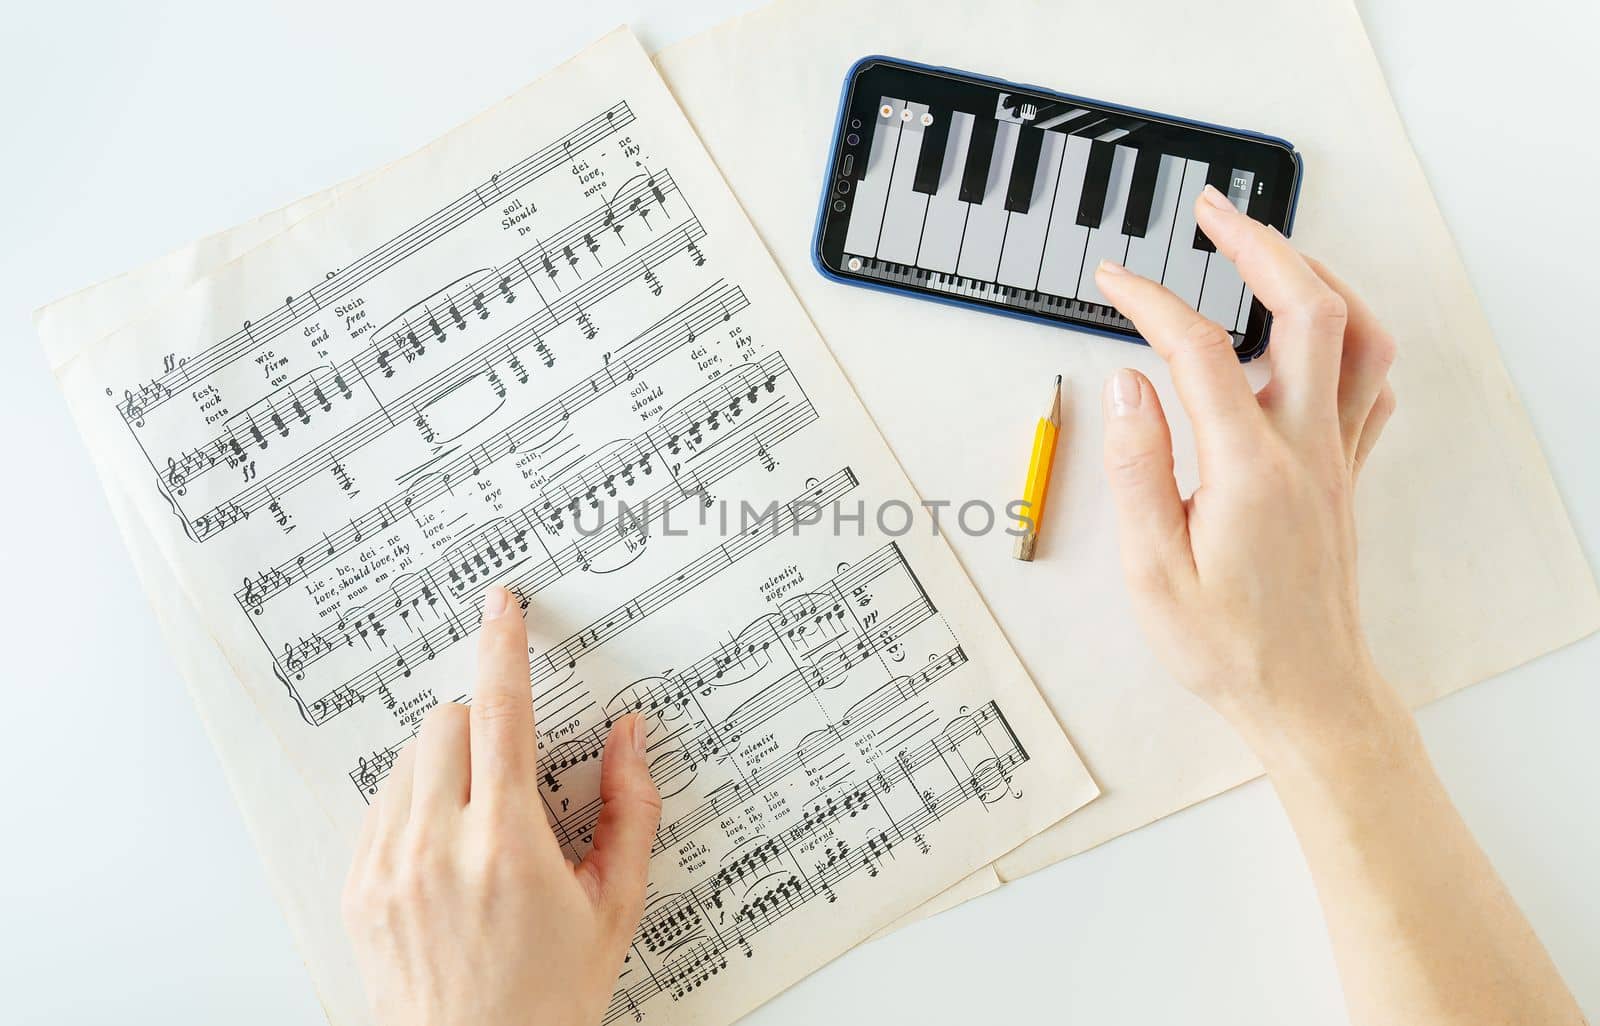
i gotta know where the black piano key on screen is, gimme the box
[1122,148,1163,237]
[1194,161,1233,251]
[959,115,999,203]
[1004,127,1045,212]
[912,108,953,195]
[1076,139,1116,227]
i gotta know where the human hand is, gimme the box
[1094,186,1403,761]
[342,586,661,1026]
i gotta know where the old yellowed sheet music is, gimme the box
[44,27,1094,1026]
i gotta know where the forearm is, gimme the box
[1095,198,1581,1024]
[1247,679,1584,1026]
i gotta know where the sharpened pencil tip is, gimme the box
[1054,374,1062,386]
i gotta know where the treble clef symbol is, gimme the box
[124,388,146,427]
[356,756,377,794]
[282,642,306,681]
[166,456,188,496]
[241,575,263,615]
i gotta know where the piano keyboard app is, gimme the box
[816,59,1300,358]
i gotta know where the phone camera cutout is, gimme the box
[833,200,848,212]
[846,132,859,146]
[850,118,861,129]
[836,179,850,194]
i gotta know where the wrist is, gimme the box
[1228,666,1421,783]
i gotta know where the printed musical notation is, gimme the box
[115,102,638,429]
[63,32,1088,1026]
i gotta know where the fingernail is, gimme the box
[482,586,509,619]
[1200,184,1233,211]
[1109,369,1141,416]
[631,714,648,759]
[1097,258,1127,276]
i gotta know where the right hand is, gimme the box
[1093,185,1403,758]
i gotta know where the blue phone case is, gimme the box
[810,55,1304,359]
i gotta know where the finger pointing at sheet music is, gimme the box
[343,584,661,1026]
[470,585,542,805]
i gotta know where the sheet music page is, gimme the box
[52,27,1095,1026]
[653,0,1600,888]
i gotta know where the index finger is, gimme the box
[1095,260,1264,470]
[470,585,538,803]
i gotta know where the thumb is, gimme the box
[1102,369,1193,595]
[577,713,661,929]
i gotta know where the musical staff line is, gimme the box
[161,172,687,498]
[603,703,1025,1022]
[181,221,709,541]
[271,371,808,698]
[117,102,636,426]
[295,457,846,728]
[236,281,748,608]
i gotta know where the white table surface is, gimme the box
[2,1,1595,1022]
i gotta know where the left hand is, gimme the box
[342,585,661,1026]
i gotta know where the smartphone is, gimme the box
[812,56,1303,360]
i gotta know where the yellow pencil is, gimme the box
[1013,374,1062,562]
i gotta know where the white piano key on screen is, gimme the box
[954,118,1020,282]
[915,111,974,273]
[1076,144,1138,305]
[843,96,903,258]
[1035,134,1093,298]
[1160,158,1210,307]
[1122,153,1183,281]
[1234,286,1256,332]
[1197,169,1254,327]
[875,102,931,265]
[995,130,1067,289]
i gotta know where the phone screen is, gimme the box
[815,58,1301,359]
